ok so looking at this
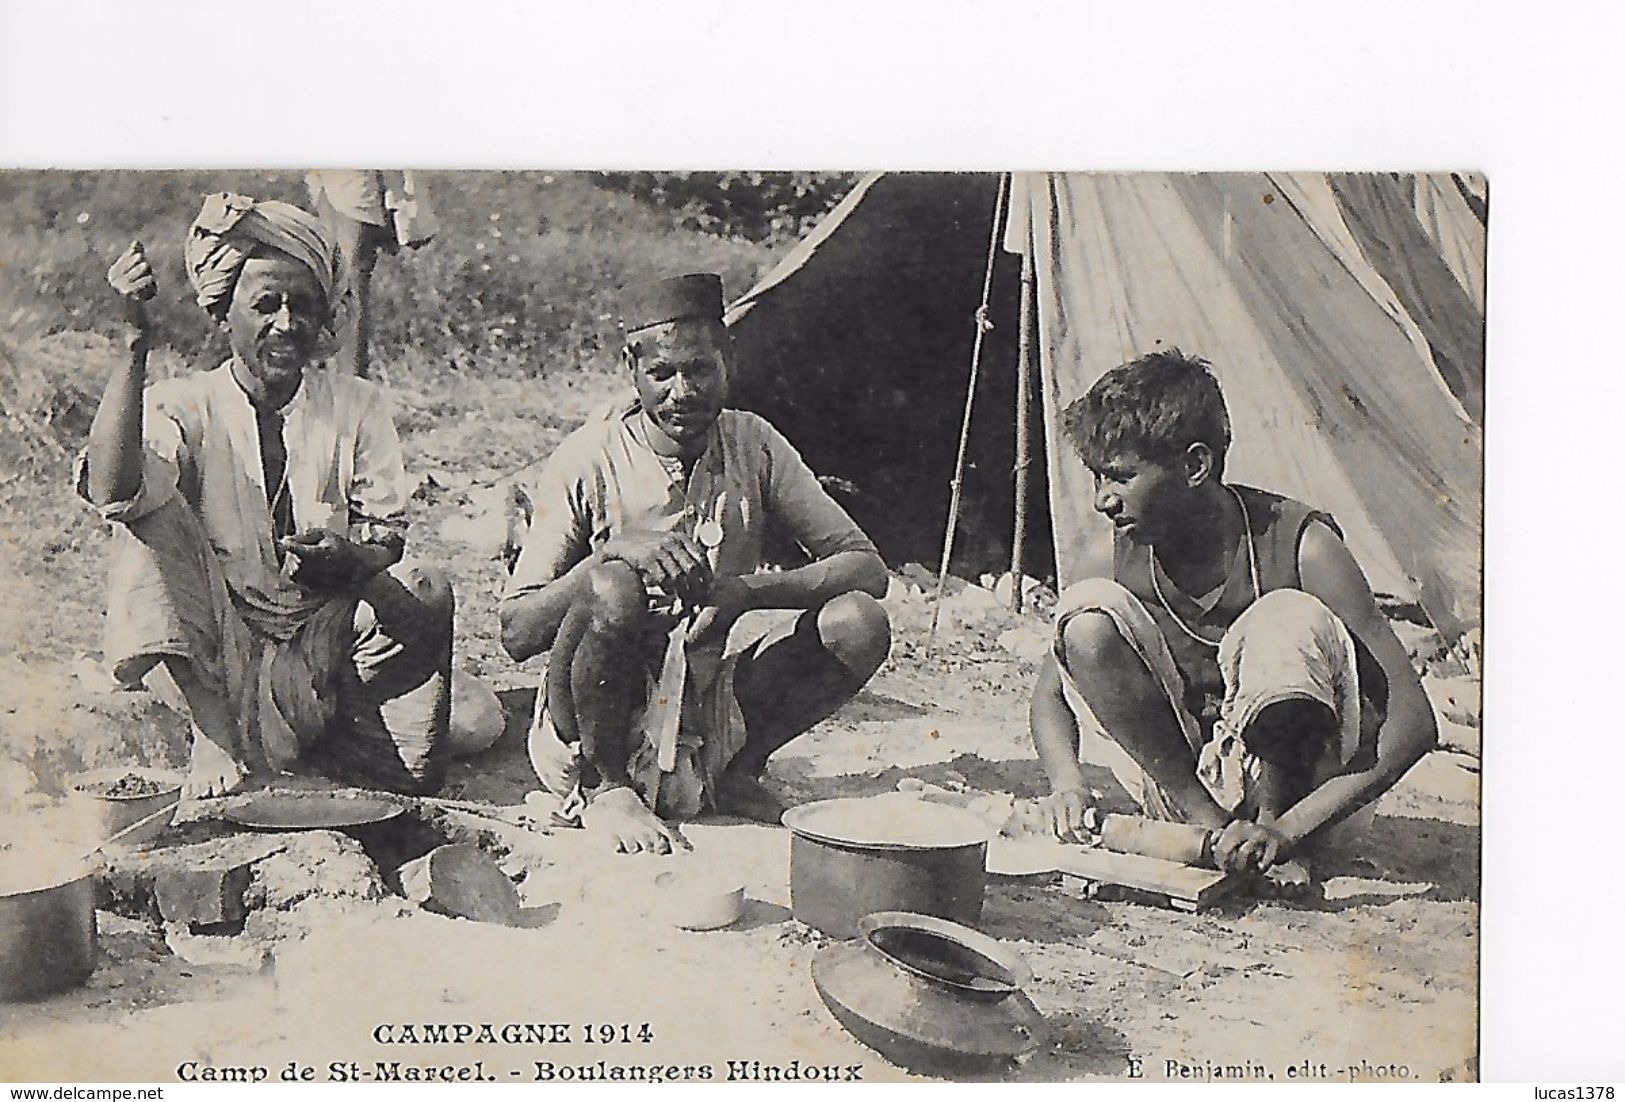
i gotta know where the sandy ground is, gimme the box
[0,364,1480,1084]
[0,593,1480,1085]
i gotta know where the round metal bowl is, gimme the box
[67,766,183,848]
[652,868,745,931]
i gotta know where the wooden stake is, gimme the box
[1011,216,1036,613]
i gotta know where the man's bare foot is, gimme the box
[580,786,691,855]
[714,768,790,823]
[184,731,247,800]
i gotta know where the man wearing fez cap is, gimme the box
[501,273,891,854]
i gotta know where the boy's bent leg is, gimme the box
[1239,698,1333,822]
[723,591,890,816]
[543,599,594,748]
[1049,579,1226,828]
[324,563,454,794]
[166,657,253,798]
[1218,589,1370,816]
[1216,588,1381,870]
[1058,612,1228,829]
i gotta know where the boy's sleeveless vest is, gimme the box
[1112,485,1339,735]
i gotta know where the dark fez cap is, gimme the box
[620,273,725,334]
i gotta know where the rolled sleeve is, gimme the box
[760,421,877,560]
[73,393,184,525]
[348,389,411,543]
[503,454,592,604]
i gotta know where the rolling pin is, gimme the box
[1099,814,1217,869]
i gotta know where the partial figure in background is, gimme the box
[305,171,438,378]
[500,274,892,855]
[1026,351,1437,891]
[83,193,457,799]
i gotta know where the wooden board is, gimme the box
[1052,847,1235,911]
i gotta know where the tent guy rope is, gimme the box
[927,172,1009,651]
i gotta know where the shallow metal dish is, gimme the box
[221,791,404,831]
[67,765,184,848]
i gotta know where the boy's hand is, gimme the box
[107,240,158,305]
[1213,820,1290,873]
[107,240,157,340]
[1035,788,1097,844]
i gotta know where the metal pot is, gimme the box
[813,910,1045,1073]
[0,844,98,1002]
[782,795,991,939]
[68,765,183,848]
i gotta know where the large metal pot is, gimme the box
[813,910,1045,1074]
[0,844,97,1002]
[782,795,991,939]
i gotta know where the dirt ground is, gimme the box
[0,359,1480,1085]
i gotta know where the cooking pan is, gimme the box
[782,795,991,939]
[0,843,97,1002]
[220,790,404,831]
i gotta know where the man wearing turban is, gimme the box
[81,193,455,799]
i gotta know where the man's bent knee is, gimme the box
[1059,609,1134,676]
[586,560,649,632]
[816,591,890,679]
[389,562,454,621]
[362,562,454,645]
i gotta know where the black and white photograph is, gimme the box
[0,167,1482,1083]
[7,0,1625,1089]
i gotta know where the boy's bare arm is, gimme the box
[1276,521,1438,846]
[1031,658,1087,793]
[1027,658,1099,842]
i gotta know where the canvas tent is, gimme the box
[726,172,1484,643]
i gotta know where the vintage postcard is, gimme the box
[0,169,1482,1083]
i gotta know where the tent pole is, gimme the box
[928,171,1011,651]
[1010,211,1035,613]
